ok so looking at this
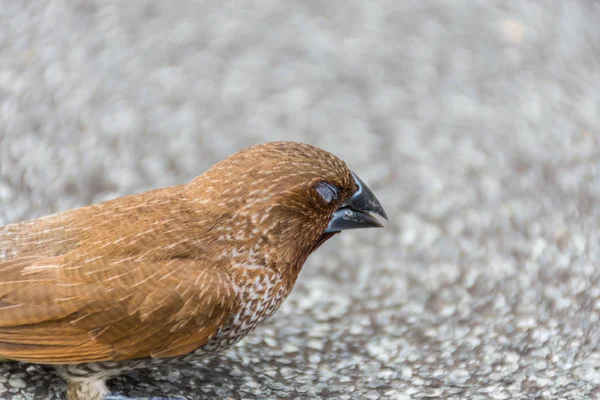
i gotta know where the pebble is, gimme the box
[448,369,470,384]
[8,379,26,389]
[364,391,380,400]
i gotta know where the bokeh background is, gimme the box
[1,1,600,399]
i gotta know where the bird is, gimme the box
[0,141,388,400]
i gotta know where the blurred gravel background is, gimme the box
[1,1,600,399]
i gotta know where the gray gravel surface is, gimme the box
[1,1,600,399]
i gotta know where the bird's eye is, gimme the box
[315,182,339,203]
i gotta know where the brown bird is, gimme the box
[0,141,387,400]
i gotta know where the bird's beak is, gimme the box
[325,172,388,233]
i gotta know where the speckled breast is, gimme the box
[200,266,290,353]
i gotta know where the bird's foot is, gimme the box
[105,395,186,400]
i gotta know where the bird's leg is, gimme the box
[105,395,187,400]
[60,367,186,400]
[67,379,110,400]
[66,380,186,400]
[65,379,186,400]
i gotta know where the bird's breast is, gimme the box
[201,266,290,352]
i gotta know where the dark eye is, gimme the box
[315,182,339,203]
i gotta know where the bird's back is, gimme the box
[0,184,192,262]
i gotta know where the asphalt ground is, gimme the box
[1,1,599,399]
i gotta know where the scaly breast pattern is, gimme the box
[201,266,289,353]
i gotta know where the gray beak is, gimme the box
[325,172,388,233]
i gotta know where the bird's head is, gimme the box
[183,141,387,277]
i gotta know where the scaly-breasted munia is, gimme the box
[0,142,387,400]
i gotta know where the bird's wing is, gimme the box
[0,255,237,363]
